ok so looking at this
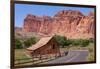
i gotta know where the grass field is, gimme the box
[15,49,56,66]
[15,43,95,66]
[15,49,31,60]
[14,49,33,66]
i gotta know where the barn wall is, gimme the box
[32,38,60,56]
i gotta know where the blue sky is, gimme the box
[15,4,94,27]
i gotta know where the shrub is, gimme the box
[24,37,37,48]
[15,39,22,49]
[72,39,90,47]
[89,38,94,43]
[72,39,80,46]
[81,39,90,47]
[54,35,93,47]
[54,35,71,48]
[64,39,72,46]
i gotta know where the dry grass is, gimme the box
[14,49,33,66]
[86,43,95,61]
[15,49,31,60]
[15,49,57,66]
[14,43,95,67]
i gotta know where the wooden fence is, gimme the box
[15,51,68,66]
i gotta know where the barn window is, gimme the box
[52,44,56,49]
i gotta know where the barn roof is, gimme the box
[26,36,53,51]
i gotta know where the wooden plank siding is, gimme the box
[26,36,61,59]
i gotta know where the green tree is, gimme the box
[72,39,90,47]
[54,35,71,48]
[72,39,81,46]
[54,35,92,47]
[24,37,37,48]
[81,39,90,47]
[15,39,22,49]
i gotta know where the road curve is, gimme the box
[42,50,88,64]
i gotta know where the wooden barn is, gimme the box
[26,36,61,59]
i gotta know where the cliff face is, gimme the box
[23,10,95,39]
[15,27,22,32]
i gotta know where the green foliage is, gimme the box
[81,39,90,47]
[15,39,22,49]
[89,38,94,43]
[72,39,90,47]
[24,37,37,48]
[54,35,93,48]
[54,35,71,48]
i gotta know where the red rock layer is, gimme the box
[23,10,95,39]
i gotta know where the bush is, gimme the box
[54,35,71,48]
[71,40,80,46]
[81,40,90,47]
[15,39,22,49]
[24,37,37,48]
[72,39,90,47]
[64,39,72,46]
[89,38,94,43]
[54,35,93,47]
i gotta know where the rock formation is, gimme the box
[22,10,95,39]
[15,27,22,33]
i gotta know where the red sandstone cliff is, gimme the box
[23,10,95,39]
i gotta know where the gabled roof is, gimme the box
[27,36,53,51]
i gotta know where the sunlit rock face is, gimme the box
[23,10,95,39]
